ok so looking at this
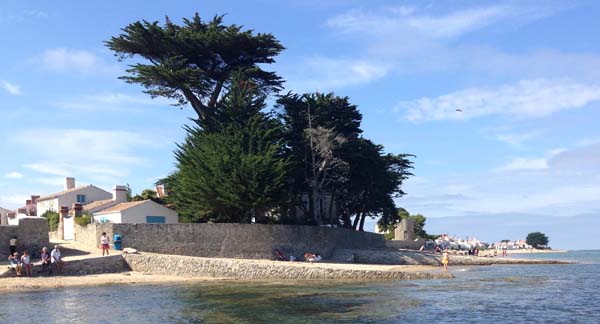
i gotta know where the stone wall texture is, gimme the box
[385,239,426,250]
[123,253,453,280]
[0,218,50,258]
[75,223,386,259]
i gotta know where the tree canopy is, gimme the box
[106,14,284,121]
[161,74,289,223]
[109,13,416,229]
[526,232,549,248]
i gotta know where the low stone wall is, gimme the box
[123,253,453,280]
[385,239,426,250]
[76,223,386,260]
[0,255,129,278]
[0,218,49,258]
[74,224,100,248]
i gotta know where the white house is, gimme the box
[0,206,12,226]
[36,177,112,216]
[83,185,129,215]
[93,199,178,224]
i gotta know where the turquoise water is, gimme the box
[1,250,599,323]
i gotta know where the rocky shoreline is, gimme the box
[0,248,574,291]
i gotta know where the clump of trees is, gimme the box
[107,14,414,230]
[526,232,549,249]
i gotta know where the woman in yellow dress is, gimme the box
[441,249,449,271]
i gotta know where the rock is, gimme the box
[122,248,139,254]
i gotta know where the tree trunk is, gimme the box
[312,186,321,225]
[358,213,367,232]
[352,212,361,230]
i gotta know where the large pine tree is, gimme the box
[163,75,289,223]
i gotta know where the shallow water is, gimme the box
[1,250,599,323]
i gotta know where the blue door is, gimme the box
[146,216,166,224]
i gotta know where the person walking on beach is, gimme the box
[100,232,110,256]
[9,236,17,255]
[441,249,449,271]
[51,245,64,274]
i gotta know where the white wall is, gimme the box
[93,212,122,224]
[37,198,58,217]
[121,201,178,224]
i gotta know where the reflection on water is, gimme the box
[0,251,599,323]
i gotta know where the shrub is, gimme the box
[75,215,92,226]
[41,211,60,231]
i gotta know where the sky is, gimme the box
[1,0,599,249]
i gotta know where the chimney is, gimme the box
[65,177,75,190]
[155,185,165,198]
[31,195,40,204]
[72,203,83,217]
[113,185,128,203]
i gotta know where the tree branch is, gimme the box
[208,79,224,109]
[181,87,207,120]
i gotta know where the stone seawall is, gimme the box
[0,255,129,279]
[76,223,386,260]
[385,239,426,250]
[123,253,453,281]
[0,218,49,258]
[332,249,573,265]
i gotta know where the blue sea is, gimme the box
[1,250,599,323]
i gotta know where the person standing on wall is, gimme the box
[100,232,110,256]
[9,236,17,255]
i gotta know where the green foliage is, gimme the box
[162,74,289,223]
[41,210,59,232]
[111,14,416,229]
[106,13,284,121]
[75,215,92,226]
[132,189,165,204]
[276,92,413,229]
[526,232,549,248]
[126,184,133,202]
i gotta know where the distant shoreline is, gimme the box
[506,249,568,254]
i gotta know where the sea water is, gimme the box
[1,250,599,323]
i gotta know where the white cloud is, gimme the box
[494,157,548,172]
[326,4,559,40]
[398,79,600,122]
[56,92,173,112]
[34,48,118,75]
[285,57,390,91]
[0,193,28,206]
[4,172,24,179]
[15,129,165,185]
[495,130,542,148]
[320,3,595,88]
[1,80,22,95]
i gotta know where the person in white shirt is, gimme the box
[20,250,32,277]
[100,232,110,256]
[51,245,64,274]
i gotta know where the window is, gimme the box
[76,194,86,203]
[146,216,166,224]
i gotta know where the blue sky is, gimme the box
[1,1,599,248]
